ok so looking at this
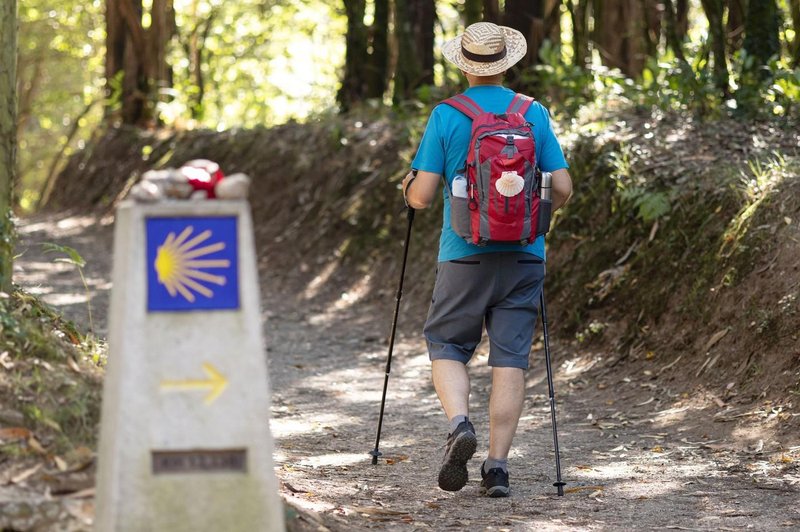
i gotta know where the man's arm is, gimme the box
[551,168,573,211]
[402,170,441,209]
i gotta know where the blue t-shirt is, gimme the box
[412,85,568,262]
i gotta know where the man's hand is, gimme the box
[402,170,440,210]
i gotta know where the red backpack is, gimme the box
[442,93,544,246]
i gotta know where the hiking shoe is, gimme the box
[437,420,477,491]
[480,463,510,497]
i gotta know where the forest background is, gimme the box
[8,0,799,214]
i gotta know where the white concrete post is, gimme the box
[96,200,284,531]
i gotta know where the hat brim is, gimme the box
[442,26,528,76]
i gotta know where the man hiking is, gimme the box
[402,22,573,497]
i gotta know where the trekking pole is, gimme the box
[541,289,566,496]
[370,206,415,465]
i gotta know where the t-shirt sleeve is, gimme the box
[411,107,445,175]
[532,105,569,172]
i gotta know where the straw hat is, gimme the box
[442,22,528,77]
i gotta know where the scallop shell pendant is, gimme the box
[496,171,525,197]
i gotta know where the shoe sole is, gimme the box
[437,432,477,492]
[482,485,510,497]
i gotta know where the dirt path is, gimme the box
[7,213,800,531]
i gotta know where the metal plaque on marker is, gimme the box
[151,449,247,474]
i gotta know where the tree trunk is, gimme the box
[742,0,781,74]
[699,0,730,97]
[502,0,544,89]
[726,0,745,53]
[0,0,16,291]
[464,0,482,25]
[182,7,217,121]
[338,0,370,110]
[393,0,422,102]
[105,0,175,126]
[366,0,390,99]
[545,0,562,47]
[662,0,687,64]
[411,0,436,86]
[484,0,501,23]
[393,0,435,102]
[504,0,544,69]
[566,0,591,68]
[147,0,175,103]
[675,0,688,38]
[643,0,662,61]
[592,0,649,78]
[791,0,800,67]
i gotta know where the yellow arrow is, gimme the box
[161,362,228,404]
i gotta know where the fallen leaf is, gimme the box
[385,455,409,465]
[67,357,82,374]
[54,456,69,472]
[703,328,730,352]
[651,446,664,453]
[0,427,32,442]
[10,463,43,484]
[0,351,14,370]
[27,436,47,455]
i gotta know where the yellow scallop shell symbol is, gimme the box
[154,226,231,303]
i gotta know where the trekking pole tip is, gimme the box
[369,449,382,465]
[554,481,566,496]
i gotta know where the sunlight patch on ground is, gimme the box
[296,346,431,405]
[41,293,89,306]
[302,261,338,300]
[270,418,317,439]
[306,273,374,324]
[270,412,357,438]
[649,405,691,427]
[297,453,366,468]
[17,216,102,237]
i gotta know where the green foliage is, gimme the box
[165,0,346,128]
[17,0,105,211]
[42,243,95,336]
[619,188,671,223]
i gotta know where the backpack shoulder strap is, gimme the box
[440,94,483,121]
[506,93,535,116]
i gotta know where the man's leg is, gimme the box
[478,366,525,497]
[432,359,470,419]
[488,366,525,460]
[432,359,477,491]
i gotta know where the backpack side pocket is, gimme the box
[449,175,472,241]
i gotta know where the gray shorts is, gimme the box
[423,252,545,369]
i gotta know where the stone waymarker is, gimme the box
[96,200,284,531]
